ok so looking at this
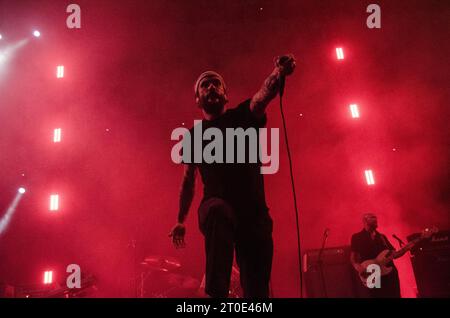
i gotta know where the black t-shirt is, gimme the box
[184,99,269,218]
[351,229,396,267]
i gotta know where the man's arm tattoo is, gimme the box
[250,68,281,117]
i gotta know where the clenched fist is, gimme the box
[274,54,296,77]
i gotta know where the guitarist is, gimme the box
[350,213,405,298]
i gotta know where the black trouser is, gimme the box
[198,197,273,298]
[368,268,401,298]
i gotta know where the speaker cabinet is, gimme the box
[303,246,368,298]
[408,230,450,298]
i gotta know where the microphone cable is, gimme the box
[279,76,303,298]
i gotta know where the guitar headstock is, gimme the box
[421,226,439,239]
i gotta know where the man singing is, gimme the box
[169,54,296,298]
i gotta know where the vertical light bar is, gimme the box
[53,128,62,143]
[56,65,64,78]
[350,104,360,118]
[364,170,375,185]
[50,194,59,211]
[336,47,344,60]
[43,271,53,284]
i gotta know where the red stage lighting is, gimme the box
[364,170,375,185]
[49,194,59,211]
[56,65,64,78]
[53,128,62,143]
[43,271,53,284]
[350,104,360,118]
[336,47,344,60]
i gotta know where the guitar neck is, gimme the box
[393,237,421,259]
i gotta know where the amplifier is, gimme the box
[303,246,367,298]
[408,230,450,254]
[408,230,450,298]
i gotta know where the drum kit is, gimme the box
[137,255,242,298]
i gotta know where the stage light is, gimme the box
[43,271,53,284]
[0,189,25,235]
[53,128,62,143]
[0,34,2,40]
[364,170,375,185]
[56,65,64,78]
[336,47,344,60]
[349,104,360,118]
[49,194,59,211]
[33,30,41,38]
[0,39,28,67]
[18,188,26,194]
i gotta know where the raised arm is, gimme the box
[169,163,197,248]
[250,54,296,118]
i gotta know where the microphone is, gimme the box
[276,55,290,98]
[392,234,404,247]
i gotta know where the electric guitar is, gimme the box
[358,227,438,286]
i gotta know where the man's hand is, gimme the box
[169,223,186,249]
[274,54,296,77]
[250,53,297,117]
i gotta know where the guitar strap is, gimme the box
[378,232,392,250]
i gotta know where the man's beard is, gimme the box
[200,93,226,116]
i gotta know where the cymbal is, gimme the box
[140,255,181,272]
